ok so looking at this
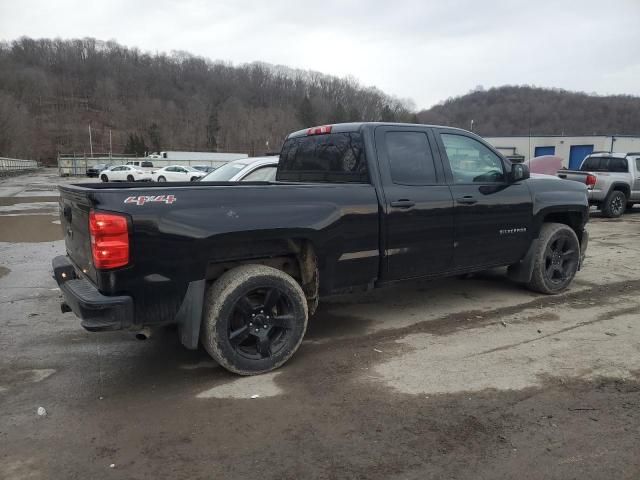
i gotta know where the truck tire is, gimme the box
[602,190,626,218]
[527,223,580,294]
[100,174,108,182]
[201,265,308,375]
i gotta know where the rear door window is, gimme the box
[385,131,438,185]
[609,158,628,172]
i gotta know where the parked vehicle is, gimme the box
[100,165,152,182]
[126,160,155,171]
[54,123,589,375]
[152,165,206,182]
[148,151,248,162]
[201,156,279,182]
[192,165,216,174]
[86,163,111,178]
[558,152,640,217]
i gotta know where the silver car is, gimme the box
[201,156,279,182]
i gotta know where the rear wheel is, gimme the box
[528,223,580,294]
[190,176,198,182]
[602,190,626,218]
[126,175,134,182]
[100,174,108,182]
[201,265,308,375]
[157,176,166,182]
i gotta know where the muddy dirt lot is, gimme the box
[1,169,639,479]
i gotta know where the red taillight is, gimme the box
[89,211,129,269]
[307,125,332,136]
[586,174,597,188]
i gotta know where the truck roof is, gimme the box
[587,152,640,159]
[286,122,468,139]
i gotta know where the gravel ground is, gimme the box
[1,169,639,479]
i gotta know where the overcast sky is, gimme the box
[1,0,639,109]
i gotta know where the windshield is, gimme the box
[202,162,248,181]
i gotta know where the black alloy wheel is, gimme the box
[227,287,294,360]
[543,234,579,287]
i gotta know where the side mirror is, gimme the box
[509,163,530,182]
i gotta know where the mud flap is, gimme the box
[579,230,589,270]
[507,238,539,283]
[176,279,206,350]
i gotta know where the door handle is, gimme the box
[390,199,415,209]
[456,196,478,205]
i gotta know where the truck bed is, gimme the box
[58,180,381,328]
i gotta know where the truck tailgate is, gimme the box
[58,187,97,283]
[557,170,589,184]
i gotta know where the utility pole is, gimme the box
[470,119,474,132]
[109,129,113,160]
[88,125,94,157]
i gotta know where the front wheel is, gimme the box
[100,174,108,182]
[157,176,166,182]
[527,223,580,294]
[201,265,308,375]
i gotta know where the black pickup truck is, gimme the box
[53,123,589,374]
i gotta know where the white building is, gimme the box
[484,135,640,169]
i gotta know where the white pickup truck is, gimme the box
[558,152,640,218]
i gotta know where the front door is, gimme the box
[434,130,533,269]
[375,126,455,281]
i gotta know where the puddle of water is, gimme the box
[0,215,64,242]
[0,196,59,206]
[0,266,10,279]
[0,203,58,216]
[196,372,283,399]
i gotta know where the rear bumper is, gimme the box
[52,255,133,332]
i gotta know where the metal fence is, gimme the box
[0,157,39,171]
[57,153,248,176]
[58,153,138,176]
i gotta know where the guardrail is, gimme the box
[0,157,39,171]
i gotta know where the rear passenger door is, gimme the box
[434,129,533,269]
[375,125,455,280]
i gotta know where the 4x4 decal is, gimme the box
[124,195,176,206]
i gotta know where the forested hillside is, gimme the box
[1,38,639,162]
[418,86,640,137]
[0,37,412,161]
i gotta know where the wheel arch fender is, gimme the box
[608,182,631,197]
[530,206,588,244]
